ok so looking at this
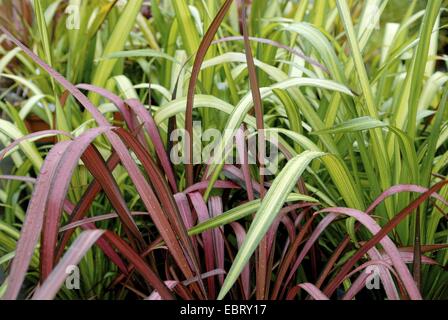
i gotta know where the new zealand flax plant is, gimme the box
[0,0,447,300]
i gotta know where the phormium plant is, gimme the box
[0,0,447,300]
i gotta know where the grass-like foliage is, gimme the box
[0,0,447,300]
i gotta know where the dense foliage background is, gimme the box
[0,0,447,300]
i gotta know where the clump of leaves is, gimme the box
[0,0,447,300]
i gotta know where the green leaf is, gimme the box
[406,0,443,139]
[312,117,388,135]
[88,0,144,106]
[189,193,318,236]
[100,49,181,65]
[171,0,200,58]
[0,119,43,170]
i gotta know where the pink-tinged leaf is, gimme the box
[398,244,448,254]
[342,260,401,301]
[111,128,205,297]
[0,130,72,161]
[343,260,401,288]
[147,269,227,300]
[55,125,145,262]
[75,84,134,129]
[317,183,448,290]
[184,180,240,195]
[382,251,440,266]
[63,201,75,214]
[223,165,265,195]
[41,127,144,280]
[32,230,105,300]
[208,196,225,284]
[363,243,443,267]
[0,175,36,183]
[189,192,215,298]
[366,247,400,300]
[286,283,330,300]
[234,125,254,201]
[2,141,71,300]
[147,281,178,300]
[125,99,177,193]
[54,90,148,262]
[173,192,200,260]
[366,184,448,214]
[323,180,448,298]
[294,210,307,227]
[174,193,196,230]
[319,208,422,300]
[182,269,227,286]
[56,151,121,260]
[229,222,250,300]
[59,212,149,233]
